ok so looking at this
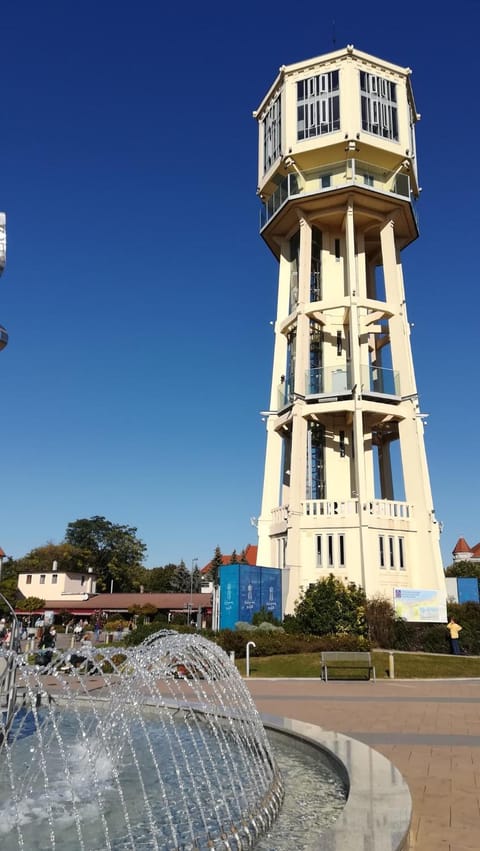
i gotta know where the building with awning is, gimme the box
[15,590,213,626]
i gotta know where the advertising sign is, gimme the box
[219,564,240,630]
[239,566,261,621]
[260,567,282,618]
[393,588,447,623]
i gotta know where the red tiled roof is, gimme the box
[471,542,480,557]
[16,593,212,614]
[200,544,257,574]
[452,537,472,554]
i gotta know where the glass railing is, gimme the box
[306,366,353,396]
[361,364,400,396]
[260,158,415,230]
[278,380,294,409]
[306,364,400,398]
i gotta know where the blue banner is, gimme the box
[219,564,283,628]
[260,568,282,619]
[219,564,240,630]
[239,566,261,621]
[457,577,479,604]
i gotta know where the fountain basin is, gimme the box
[261,716,411,851]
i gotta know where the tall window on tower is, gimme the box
[307,421,325,499]
[309,320,323,395]
[286,328,296,403]
[297,71,340,140]
[289,231,300,311]
[360,72,398,140]
[310,226,322,301]
[263,94,282,173]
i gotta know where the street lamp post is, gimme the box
[189,557,198,625]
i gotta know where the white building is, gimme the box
[17,569,96,602]
[254,45,446,613]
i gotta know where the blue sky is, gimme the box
[0,0,478,570]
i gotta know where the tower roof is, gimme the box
[452,537,472,555]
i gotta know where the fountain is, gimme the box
[0,626,411,850]
[0,630,286,850]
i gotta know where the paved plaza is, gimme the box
[247,678,480,851]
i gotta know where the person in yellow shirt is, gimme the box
[447,617,462,655]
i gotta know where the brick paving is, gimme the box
[246,678,480,851]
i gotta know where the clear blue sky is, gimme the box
[0,0,478,570]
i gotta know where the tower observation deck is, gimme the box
[253,45,446,613]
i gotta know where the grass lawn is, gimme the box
[237,650,480,679]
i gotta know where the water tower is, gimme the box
[254,45,445,613]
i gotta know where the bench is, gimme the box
[320,651,376,682]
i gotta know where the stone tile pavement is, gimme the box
[246,678,480,851]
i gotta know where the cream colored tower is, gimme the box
[254,45,446,614]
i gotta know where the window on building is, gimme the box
[334,238,341,260]
[360,71,398,140]
[389,536,395,568]
[297,70,340,140]
[277,536,287,569]
[26,574,32,585]
[307,421,326,499]
[309,320,323,393]
[336,331,342,356]
[310,226,322,301]
[339,431,346,458]
[316,535,322,567]
[379,536,385,568]
[321,174,331,188]
[289,231,300,311]
[263,94,282,173]
[51,574,58,584]
[399,537,405,569]
[328,535,334,567]
[39,574,45,585]
[81,575,85,586]
[339,535,345,567]
[363,173,374,187]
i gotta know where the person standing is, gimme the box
[447,616,463,655]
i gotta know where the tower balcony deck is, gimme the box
[259,158,418,233]
[278,364,400,409]
[271,499,412,533]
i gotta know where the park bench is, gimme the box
[320,651,376,682]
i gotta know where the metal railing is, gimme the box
[0,594,21,744]
[260,159,416,230]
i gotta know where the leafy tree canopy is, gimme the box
[445,560,480,579]
[65,516,147,592]
[142,564,176,592]
[16,596,46,612]
[14,542,88,575]
[289,574,367,636]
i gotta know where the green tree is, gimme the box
[191,564,202,593]
[289,574,367,636]
[143,564,177,592]
[0,556,20,607]
[14,542,88,574]
[208,546,224,588]
[170,560,190,593]
[65,516,147,592]
[445,561,480,579]
[230,549,238,564]
[16,596,46,612]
